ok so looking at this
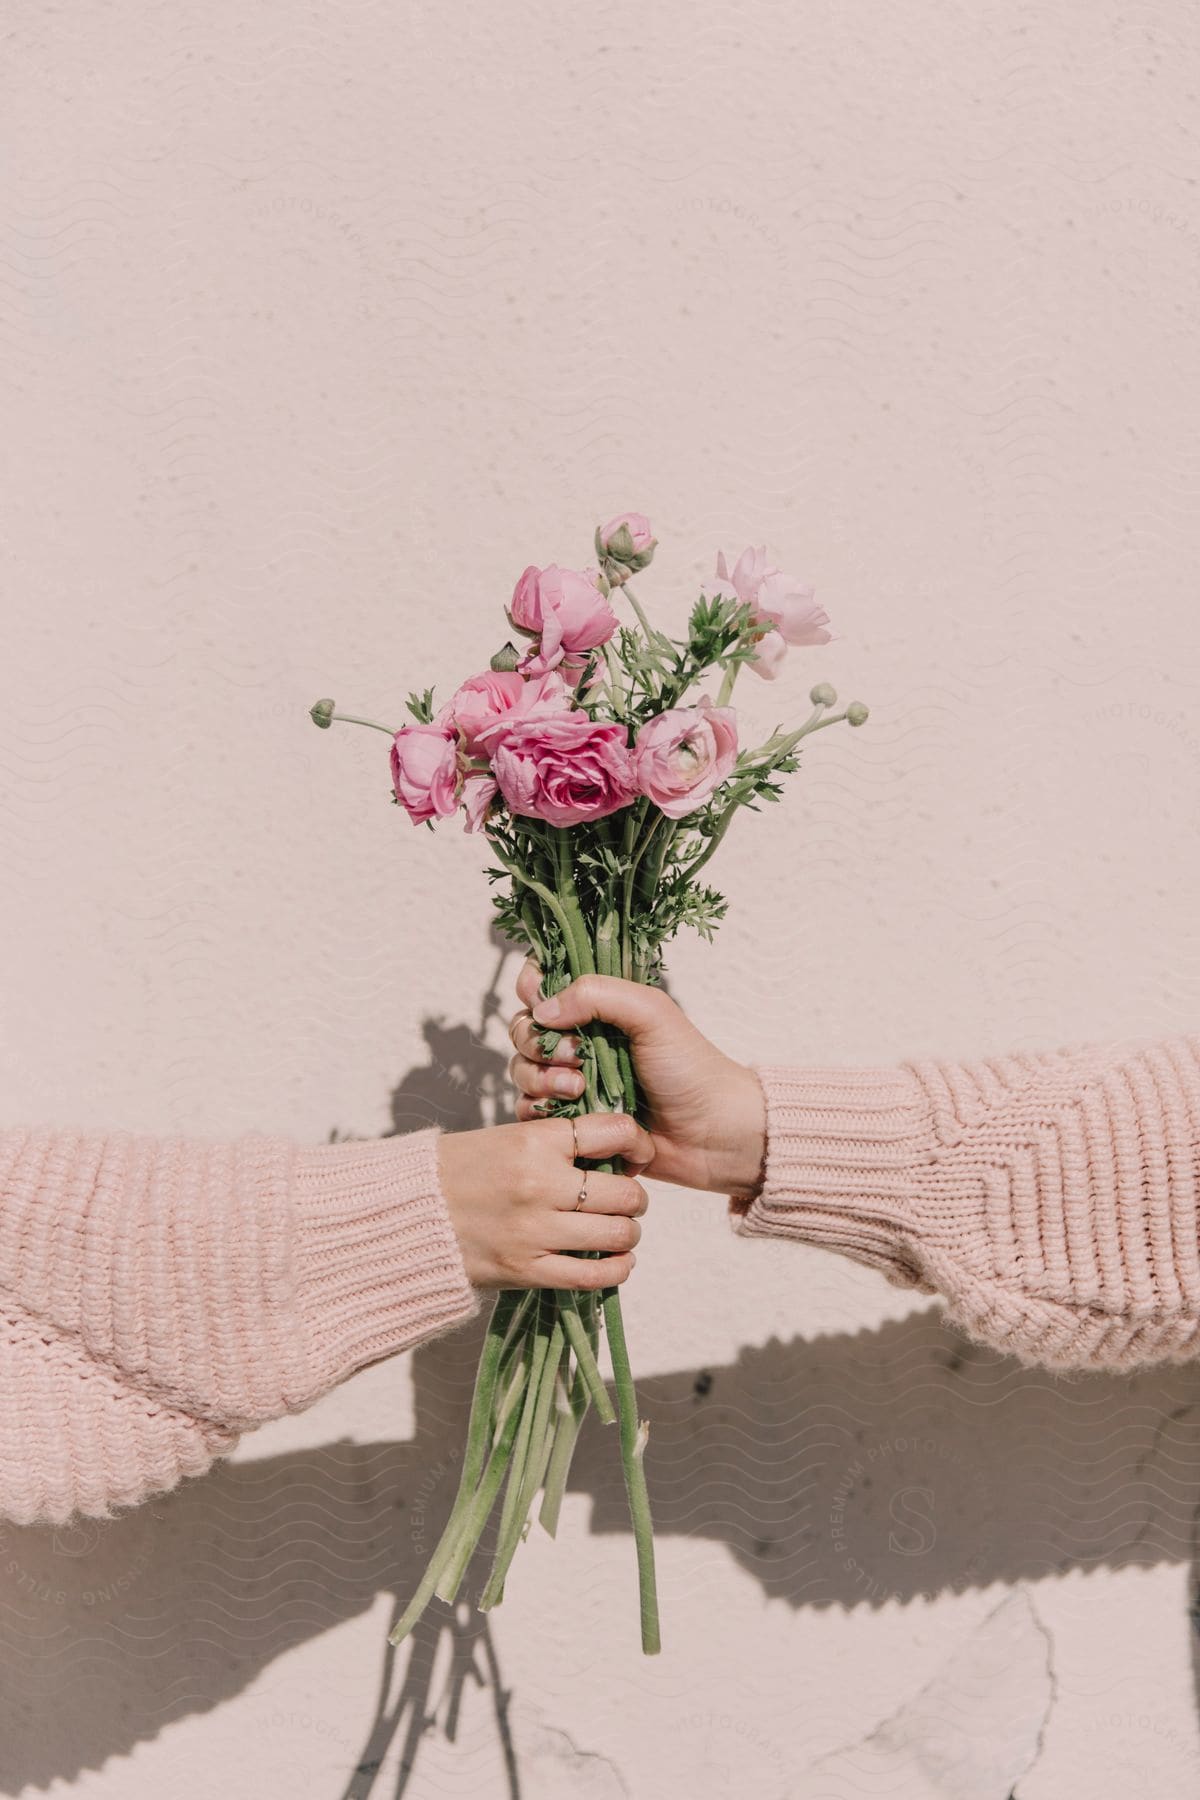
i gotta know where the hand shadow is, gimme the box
[4,945,1199,1796]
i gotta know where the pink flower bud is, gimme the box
[595,512,657,585]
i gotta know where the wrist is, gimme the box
[708,1062,767,1201]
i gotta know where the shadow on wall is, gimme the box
[2,950,1200,1795]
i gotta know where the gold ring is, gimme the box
[570,1116,580,1164]
[574,1170,589,1212]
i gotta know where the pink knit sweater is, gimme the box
[4,1033,1199,1525]
[0,1125,480,1525]
[733,1035,1200,1372]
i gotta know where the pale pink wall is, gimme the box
[3,4,1200,1796]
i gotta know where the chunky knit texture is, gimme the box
[0,1125,480,1525]
[9,1033,1200,1524]
[731,1035,1200,1371]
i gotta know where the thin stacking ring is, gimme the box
[574,1170,590,1212]
[570,1116,580,1164]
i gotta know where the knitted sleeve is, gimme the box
[730,1036,1200,1372]
[0,1125,481,1524]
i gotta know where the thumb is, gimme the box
[531,973,672,1043]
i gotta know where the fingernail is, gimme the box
[550,1034,580,1065]
[533,994,564,1025]
[553,1070,584,1097]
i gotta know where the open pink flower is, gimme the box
[491,714,638,827]
[509,564,618,675]
[390,725,460,825]
[714,545,831,677]
[749,628,787,680]
[440,668,570,757]
[632,699,738,818]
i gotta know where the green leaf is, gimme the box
[406,687,437,724]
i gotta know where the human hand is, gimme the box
[507,965,767,1199]
[437,1111,653,1290]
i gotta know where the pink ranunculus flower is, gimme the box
[632,698,739,819]
[461,773,499,834]
[509,564,618,675]
[714,545,832,677]
[756,567,831,647]
[390,724,461,826]
[491,714,638,828]
[439,668,570,757]
[749,627,788,680]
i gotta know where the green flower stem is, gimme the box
[596,908,620,977]
[603,641,627,711]
[479,1300,556,1610]
[619,803,643,862]
[432,1344,533,1608]
[601,1276,660,1655]
[636,816,675,913]
[621,580,672,661]
[620,806,659,976]
[538,1358,590,1537]
[578,1021,660,1654]
[327,710,401,737]
[559,1290,616,1423]
[675,802,738,885]
[480,1314,565,1608]
[551,833,598,981]
[391,1288,525,1622]
[518,1318,565,1512]
[678,710,844,891]
[488,841,582,971]
[390,1348,531,1644]
[461,1290,527,1489]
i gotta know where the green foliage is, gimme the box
[405,688,437,724]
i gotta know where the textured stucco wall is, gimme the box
[3,3,1200,1796]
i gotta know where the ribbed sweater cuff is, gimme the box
[729,1065,936,1290]
[291,1129,481,1395]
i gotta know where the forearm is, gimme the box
[731,1036,1200,1372]
[0,1123,481,1522]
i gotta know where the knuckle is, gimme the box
[499,1248,526,1282]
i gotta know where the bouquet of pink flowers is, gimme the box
[311,513,867,1654]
